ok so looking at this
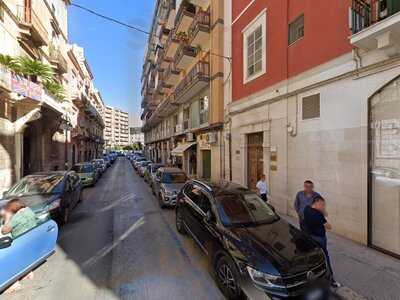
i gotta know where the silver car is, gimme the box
[152,167,188,208]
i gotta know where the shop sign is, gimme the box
[199,133,211,150]
[11,74,43,101]
[0,66,11,91]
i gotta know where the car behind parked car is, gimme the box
[138,161,152,177]
[152,168,188,208]
[92,159,106,174]
[144,163,164,185]
[175,180,330,300]
[72,163,98,187]
[0,171,82,225]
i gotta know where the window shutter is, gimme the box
[302,94,320,120]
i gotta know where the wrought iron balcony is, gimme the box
[49,46,68,74]
[351,0,400,34]
[175,45,197,69]
[175,59,210,104]
[175,2,196,33]
[164,30,179,59]
[350,0,400,52]
[164,63,181,86]
[189,9,211,49]
[16,5,49,46]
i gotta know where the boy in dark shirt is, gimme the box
[304,196,340,288]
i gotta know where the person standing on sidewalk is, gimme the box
[304,196,340,288]
[256,174,268,202]
[294,180,320,231]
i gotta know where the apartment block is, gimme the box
[104,106,129,148]
[141,0,225,181]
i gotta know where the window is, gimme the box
[243,10,266,83]
[289,14,304,45]
[199,96,209,125]
[183,107,190,130]
[302,94,320,120]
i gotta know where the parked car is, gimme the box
[103,156,111,168]
[133,157,146,170]
[0,171,82,225]
[138,161,152,177]
[144,163,164,185]
[175,180,330,300]
[152,168,188,208]
[0,214,58,292]
[92,159,106,174]
[72,163,98,187]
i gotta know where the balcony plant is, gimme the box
[0,54,22,74]
[176,31,189,45]
[15,56,55,83]
[43,80,66,102]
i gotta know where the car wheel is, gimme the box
[176,208,187,235]
[215,256,243,300]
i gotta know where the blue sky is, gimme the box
[68,0,155,118]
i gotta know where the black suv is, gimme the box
[175,180,330,300]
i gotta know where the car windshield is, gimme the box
[140,161,150,167]
[6,174,64,197]
[72,165,94,173]
[216,192,278,226]
[161,172,187,184]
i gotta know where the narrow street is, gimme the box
[7,158,224,300]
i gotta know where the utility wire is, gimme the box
[70,2,232,62]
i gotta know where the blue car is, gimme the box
[0,216,58,292]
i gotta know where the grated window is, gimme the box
[302,94,320,120]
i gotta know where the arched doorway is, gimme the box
[369,76,400,257]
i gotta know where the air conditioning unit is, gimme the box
[186,132,195,142]
[208,132,218,144]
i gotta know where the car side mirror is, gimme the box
[0,237,13,249]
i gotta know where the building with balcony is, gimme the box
[225,0,400,257]
[0,0,104,193]
[141,0,224,181]
[104,106,129,148]
[68,44,105,163]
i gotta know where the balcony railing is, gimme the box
[175,2,196,31]
[16,5,49,46]
[49,46,68,74]
[175,59,210,101]
[174,45,197,69]
[351,0,400,34]
[189,9,210,46]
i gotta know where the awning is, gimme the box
[171,142,197,156]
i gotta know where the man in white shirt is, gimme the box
[256,174,268,202]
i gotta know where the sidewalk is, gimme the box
[282,215,400,300]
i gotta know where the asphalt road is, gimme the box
[5,158,224,300]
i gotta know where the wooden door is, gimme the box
[247,133,263,191]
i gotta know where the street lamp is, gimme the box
[60,114,73,170]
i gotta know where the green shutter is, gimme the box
[388,0,400,15]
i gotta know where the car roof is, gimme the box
[74,162,92,166]
[150,163,164,167]
[31,171,68,176]
[158,167,185,173]
[190,179,251,196]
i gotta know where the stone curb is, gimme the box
[332,286,367,300]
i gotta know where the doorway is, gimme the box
[247,132,263,191]
[369,77,400,258]
[202,150,211,179]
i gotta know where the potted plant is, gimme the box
[176,31,189,45]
